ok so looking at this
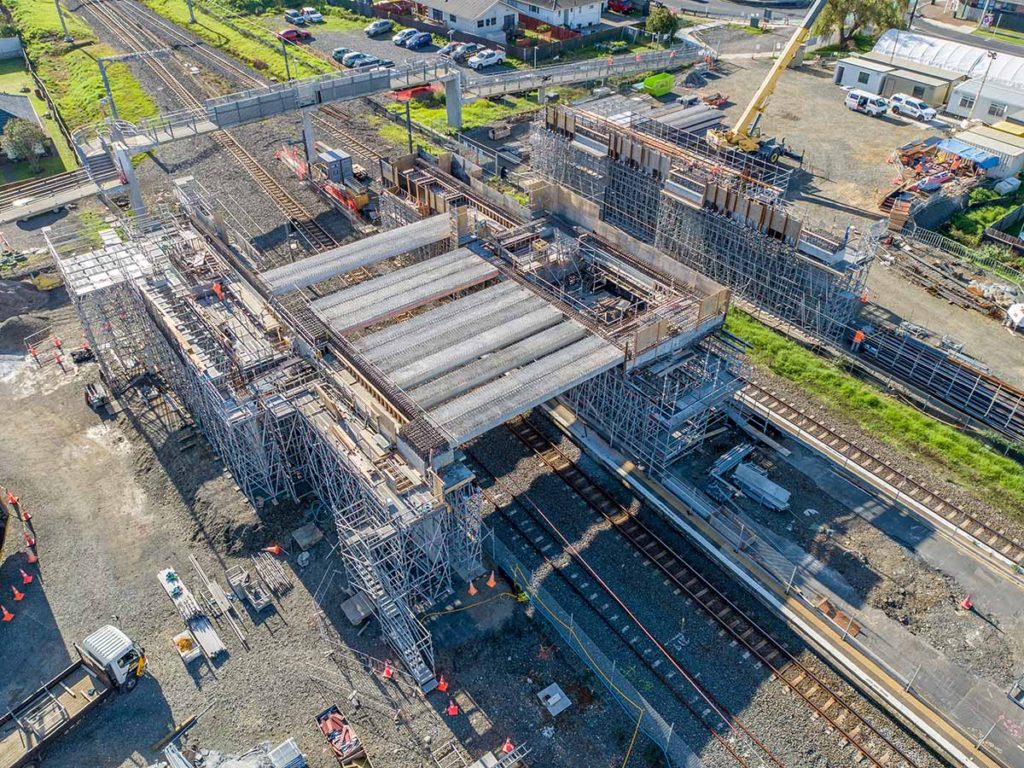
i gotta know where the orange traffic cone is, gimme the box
[960,594,973,611]
[20,569,32,586]
[1,605,12,622]
[446,699,459,717]
[502,738,514,754]
[263,544,283,556]
[23,532,34,548]
[437,675,449,693]
[6,491,18,508]
[20,508,30,522]
[25,549,37,564]
[467,580,478,596]
[11,586,23,602]
[486,571,496,588]
[382,660,394,680]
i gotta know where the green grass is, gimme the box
[941,187,1024,247]
[973,26,1024,46]
[370,114,445,154]
[727,22,770,36]
[0,58,75,175]
[6,0,156,130]
[388,92,539,134]
[142,0,332,81]
[726,309,1024,520]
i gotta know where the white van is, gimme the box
[844,89,888,117]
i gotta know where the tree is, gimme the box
[646,5,680,38]
[2,118,47,171]
[812,0,907,50]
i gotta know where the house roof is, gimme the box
[859,50,963,82]
[952,75,1024,107]
[887,68,949,88]
[956,127,1024,159]
[838,56,892,73]
[874,29,1024,89]
[423,0,513,18]
[0,93,42,128]
[509,0,599,12]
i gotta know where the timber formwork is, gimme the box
[528,105,874,344]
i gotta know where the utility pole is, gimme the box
[405,100,413,154]
[967,50,997,121]
[185,0,196,24]
[97,49,173,125]
[54,0,73,43]
[98,58,118,122]
[281,39,292,81]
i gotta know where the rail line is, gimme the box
[466,445,786,768]
[85,0,339,252]
[737,382,1024,572]
[505,414,931,768]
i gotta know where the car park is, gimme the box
[451,42,483,62]
[844,89,888,116]
[467,48,504,69]
[393,28,418,45]
[405,31,433,49]
[331,46,351,62]
[277,28,312,42]
[301,7,323,22]
[889,93,937,121]
[283,8,306,24]
[365,19,394,36]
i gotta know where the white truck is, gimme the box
[467,49,505,70]
[0,625,146,768]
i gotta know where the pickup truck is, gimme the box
[0,625,146,768]
[467,48,505,70]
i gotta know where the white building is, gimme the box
[947,77,1024,123]
[506,0,602,30]
[833,57,893,93]
[421,0,518,42]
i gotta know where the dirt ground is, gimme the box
[708,57,1024,383]
[0,274,641,767]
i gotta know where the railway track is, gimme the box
[505,414,931,768]
[467,445,786,768]
[85,0,340,252]
[738,382,1024,571]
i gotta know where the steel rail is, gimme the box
[506,414,930,768]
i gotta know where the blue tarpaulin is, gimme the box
[937,137,1000,169]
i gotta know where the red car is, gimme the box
[277,28,312,42]
[607,0,635,13]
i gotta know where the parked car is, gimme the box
[405,31,433,49]
[393,28,418,45]
[301,6,323,22]
[451,42,483,62]
[844,89,887,116]
[467,48,504,69]
[277,27,312,42]
[365,19,393,36]
[332,46,351,62]
[342,50,370,66]
[438,41,459,58]
[607,0,635,13]
[283,8,306,24]
[353,54,382,68]
[889,93,937,121]
[377,58,396,68]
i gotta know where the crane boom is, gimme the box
[706,0,831,158]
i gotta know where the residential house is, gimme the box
[418,0,518,42]
[0,93,47,160]
[506,0,602,30]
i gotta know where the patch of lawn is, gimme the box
[973,26,1024,46]
[369,114,444,154]
[726,309,1024,520]
[388,92,539,134]
[0,59,75,171]
[941,186,1024,247]
[6,0,157,130]
[814,34,876,55]
[142,0,332,81]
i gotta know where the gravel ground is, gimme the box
[676,427,1023,689]
[466,419,946,768]
[0,283,637,767]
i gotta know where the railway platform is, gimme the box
[545,401,1023,768]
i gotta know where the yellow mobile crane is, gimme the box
[705,0,831,163]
